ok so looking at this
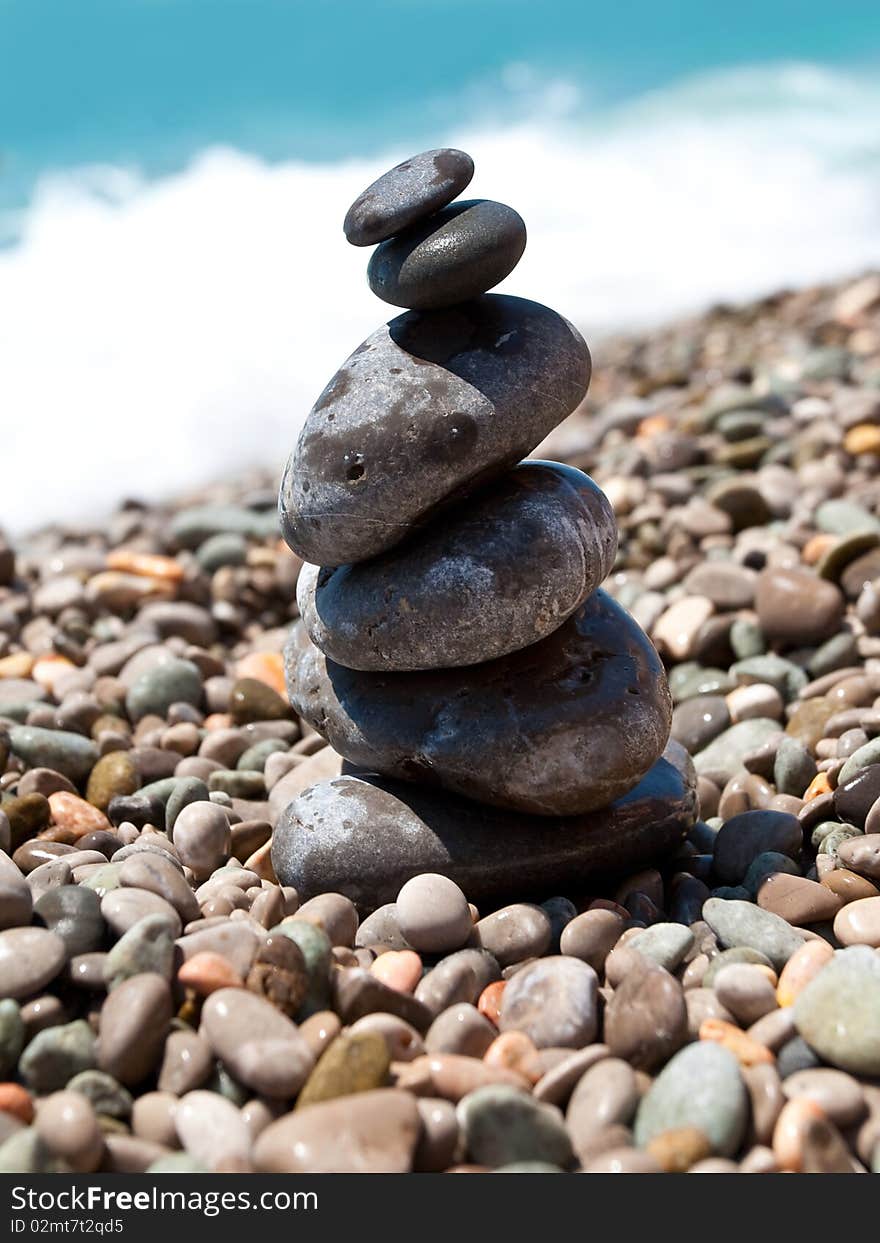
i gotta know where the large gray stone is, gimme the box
[298,462,616,671]
[272,746,697,911]
[279,295,591,566]
[287,589,671,816]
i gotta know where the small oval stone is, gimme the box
[343,148,474,247]
[367,199,526,310]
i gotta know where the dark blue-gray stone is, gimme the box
[367,199,526,309]
[279,295,591,566]
[271,746,696,911]
[297,462,616,671]
[286,589,672,816]
[8,726,98,784]
[343,148,474,247]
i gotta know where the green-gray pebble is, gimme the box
[693,719,781,777]
[634,1042,747,1156]
[19,1019,96,1092]
[793,946,880,1075]
[457,1085,573,1168]
[730,655,808,701]
[627,923,694,972]
[839,738,880,786]
[165,777,210,831]
[125,659,203,722]
[702,897,805,970]
[8,726,98,783]
[0,999,24,1077]
[67,1069,133,1119]
[773,737,817,797]
[237,739,288,772]
[195,532,249,572]
[103,914,176,989]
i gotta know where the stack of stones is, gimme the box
[273,149,696,909]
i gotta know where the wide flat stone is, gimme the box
[279,295,591,566]
[367,199,526,309]
[343,149,474,247]
[286,589,672,815]
[298,462,616,671]
[271,744,697,911]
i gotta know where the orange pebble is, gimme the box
[483,1031,541,1083]
[699,1018,774,1066]
[106,549,184,582]
[243,839,277,883]
[776,939,834,1007]
[477,980,506,1025]
[772,1097,826,1172]
[0,1083,34,1124]
[235,651,286,697]
[637,413,672,438]
[178,951,244,995]
[804,771,833,801]
[844,423,880,457]
[47,791,111,839]
[801,533,837,565]
[370,950,423,994]
[202,713,233,731]
[0,652,35,679]
[32,654,76,693]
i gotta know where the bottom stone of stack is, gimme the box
[271,741,697,910]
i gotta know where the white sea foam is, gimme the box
[3,61,880,534]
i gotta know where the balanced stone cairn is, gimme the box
[273,148,696,909]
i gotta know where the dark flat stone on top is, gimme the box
[343,148,474,246]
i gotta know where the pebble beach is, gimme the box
[2,258,880,1174]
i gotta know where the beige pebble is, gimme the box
[712,963,779,1026]
[35,1091,104,1172]
[559,909,623,971]
[298,1011,342,1060]
[833,895,880,947]
[566,1057,639,1158]
[583,1147,662,1173]
[395,874,472,955]
[652,596,714,661]
[726,682,784,723]
[424,1003,496,1058]
[172,802,231,881]
[175,1090,252,1172]
[131,1092,179,1148]
[293,892,359,947]
[783,1068,867,1128]
[101,888,181,938]
[157,1029,213,1095]
[739,1144,779,1174]
[422,1054,528,1102]
[98,973,173,1086]
[199,987,313,1098]
[254,1089,420,1173]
